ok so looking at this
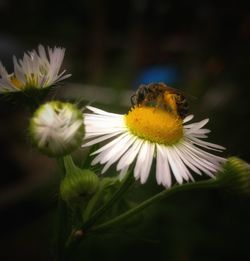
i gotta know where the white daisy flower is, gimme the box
[30,101,84,157]
[82,105,226,187]
[0,45,71,93]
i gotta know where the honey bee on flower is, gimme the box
[82,83,226,188]
[131,82,189,119]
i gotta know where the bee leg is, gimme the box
[156,95,164,109]
[130,94,136,106]
[164,93,178,116]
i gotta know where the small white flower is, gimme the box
[82,106,226,187]
[30,101,84,157]
[0,45,71,93]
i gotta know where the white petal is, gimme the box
[134,141,150,179]
[156,144,171,187]
[184,118,209,130]
[86,106,123,118]
[82,132,123,147]
[180,143,219,177]
[183,114,194,123]
[84,130,124,139]
[117,138,143,170]
[183,141,226,163]
[140,143,155,184]
[171,146,194,181]
[186,136,226,151]
[90,133,129,155]
[90,133,130,165]
[173,144,202,175]
[156,146,163,185]
[164,147,183,184]
[168,147,191,181]
[100,134,136,173]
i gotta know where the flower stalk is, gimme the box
[56,158,69,261]
[90,178,219,233]
[83,171,134,229]
[65,171,134,249]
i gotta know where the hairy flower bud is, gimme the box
[217,157,250,195]
[29,101,84,157]
[60,156,99,203]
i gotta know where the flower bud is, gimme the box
[60,156,99,203]
[29,101,84,157]
[217,157,250,195]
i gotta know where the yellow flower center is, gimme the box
[11,76,23,89]
[10,74,40,89]
[125,106,183,145]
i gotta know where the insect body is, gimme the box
[130,82,189,119]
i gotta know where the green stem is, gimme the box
[56,157,69,261]
[57,197,69,261]
[82,182,105,222]
[83,171,134,229]
[91,179,219,233]
[65,171,134,249]
[63,155,76,176]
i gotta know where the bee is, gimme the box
[130,82,189,119]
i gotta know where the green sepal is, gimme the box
[60,155,99,203]
[1,85,54,112]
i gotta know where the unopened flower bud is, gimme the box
[60,156,99,203]
[29,101,84,157]
[217,157,250,195]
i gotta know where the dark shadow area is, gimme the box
[0,0,250,260]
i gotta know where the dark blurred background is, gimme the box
[0,0,250,260]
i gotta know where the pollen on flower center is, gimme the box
[125,106,183,145]
[11,76,23,89]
